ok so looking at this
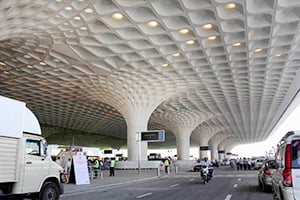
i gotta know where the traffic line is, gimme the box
[233,184,238,188]
[136,192,153,199]
[225,194,232,200]
[190,178,195,181]
[238,178,242,181]
[171,183,179,187]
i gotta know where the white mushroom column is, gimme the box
[208,132,231,160]
[152,111,207,160]
[218,137,236,160]
[83,77,180,161]
[191,124,220,160]
[120,105,156,161]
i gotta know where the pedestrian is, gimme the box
[164,158,170,174]
[65,158,71,173]
[243,157,248,170]
[93,158,100,179]
[109,158,115,177]
[159,160,164,171]
[247,158,252,170]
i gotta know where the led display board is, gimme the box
[141,130,165,142]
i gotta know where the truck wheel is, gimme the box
[38,182,59,200]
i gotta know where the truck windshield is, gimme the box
[291,140,300,168]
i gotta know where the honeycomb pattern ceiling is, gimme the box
[0,0,300,149]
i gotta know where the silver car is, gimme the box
[258,159,276,192]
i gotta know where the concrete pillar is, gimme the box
[210,144,218,160]
[152,111,208,161]
[218,150,226,160]
[175,133,190,160]
[199,146,211,159]
[123,106,154,161]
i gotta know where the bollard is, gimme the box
[167,166,170,175]
[175,165,178,173]
[157,167,160,176]
[100,171,103,179]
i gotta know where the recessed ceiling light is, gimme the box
[84,8,93,14]
[161,63,169,67]
[65,7,72,11]
[179,29,189,34]
[185,40,195,44]
[274,53,282,57]
[80,27,87,30]
[63,23,69,26]
[40,62,47,66]
[232,42,241,47]
[207,36,217,40]
[202,24,213,29]
[224,3,236,10]
[112,13,123,20]
[172,53,180,57]
[27,65,33,68]
[3,71,10,74]
[0,62,6,66]
[147,21,158,27]
[254,48,263,52]
[73,16,81,20]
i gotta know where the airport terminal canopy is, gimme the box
[0,0,299,156]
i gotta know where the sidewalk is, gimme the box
[62,169,161,196]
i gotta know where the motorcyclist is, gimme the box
[199,157,214,178]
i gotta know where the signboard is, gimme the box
[104,150,113,154]
[141,130,165,142]
[72,152,90,185]
[200,146,212,151]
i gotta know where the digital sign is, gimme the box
[104,150,113,154]
[141,130,165,142]
[200,146,212,151]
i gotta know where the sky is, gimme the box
[232,92,300,158]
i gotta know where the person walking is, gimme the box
[164,158,170,174]
[109,158,115,177]
[65,158,71,173]
[93,158,100,179]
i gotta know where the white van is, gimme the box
[272,131,300,200]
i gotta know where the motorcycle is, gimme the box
[200,165,211,184]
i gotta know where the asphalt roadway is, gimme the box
[60,166,273,200]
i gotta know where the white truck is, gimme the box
[0,95,63,199]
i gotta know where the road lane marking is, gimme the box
[233,184,238,188]
[190,178,195,181]
[171,184,179,187]
[225,194,232,200]
[136,192,153,199]
[238,178,242,181]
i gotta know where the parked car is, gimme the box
[272,131,300,200]
[254,158,265,170]
[194,165,202,172]
[258,159,276,192]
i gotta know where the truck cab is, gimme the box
[0,95,63,199]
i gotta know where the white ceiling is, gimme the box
[0,0,299,149]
